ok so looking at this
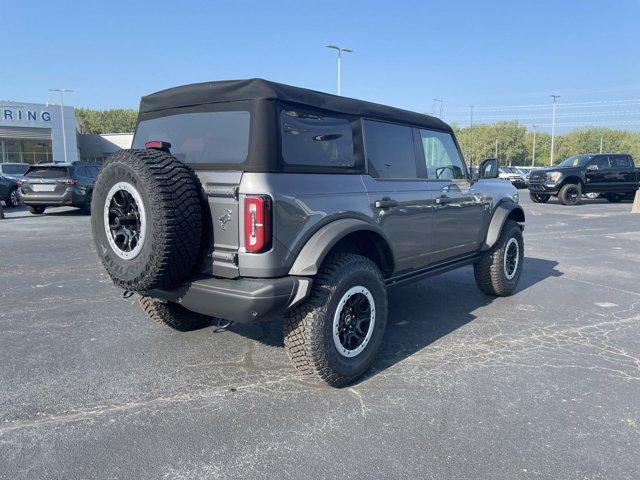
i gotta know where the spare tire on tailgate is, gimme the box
[91,148,203,292]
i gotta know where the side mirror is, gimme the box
[479,158,500,179]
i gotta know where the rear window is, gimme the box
[25,167,70,179]
[610,155,632,168]
[280,110,354,168]
[2,164,29,175]
[133,111,250,164]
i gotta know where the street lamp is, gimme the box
[531,125,537,167]
[49,88,73,164]
[549,94,560,166]
[325,44,353,95]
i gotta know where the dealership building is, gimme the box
[0,101,132,165]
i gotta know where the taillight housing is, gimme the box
[244,195,271,253]
[59,178,77,186]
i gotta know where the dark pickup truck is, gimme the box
[528,153,639,205]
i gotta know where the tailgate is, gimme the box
[195,170,242,278]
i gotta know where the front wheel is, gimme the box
[558,183,582,206]
[284,253,388,387]
[6,187,20,208]
[529,193,550,203]
[474,220,524,296]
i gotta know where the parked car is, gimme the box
[18,163,101,214]
[499,166,527,189]
[91,79,525,387]
[0,162,29,207]
[528,153,640,205]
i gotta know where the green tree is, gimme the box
[76,108,138,134]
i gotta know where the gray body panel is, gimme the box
[200,172,521,280]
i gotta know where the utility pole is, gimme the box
[495,139,498,158]
[599,136,603,153]
[531,125,537,167]
[325,45,353,95]
[49,88,73,164]
[469,105,474,167]
[549,94,560,165]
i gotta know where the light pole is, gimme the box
[49,88,73,164]
[549,94,560,165]
[325,45,353,95]
[531,125,537,167]
[432,99,444,119]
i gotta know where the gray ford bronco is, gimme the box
[91,79,525,387]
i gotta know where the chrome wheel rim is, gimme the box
[333,286,376,358]
[503,237,520,280]
[9,189,19,206]
[103,182,146,260]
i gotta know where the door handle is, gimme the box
[435,195,454,205]
[374,199,398,209]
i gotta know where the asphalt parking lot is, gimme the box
[1,194,639,479]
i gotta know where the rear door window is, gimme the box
[363,120,418,179]
[610,155,631,168]
[2,164,29,176]
[280,109,354,168]
[25,167,70,179]
[133,111,250,165]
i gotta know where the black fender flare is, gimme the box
[481,201,525,251]
[288,218,394,276]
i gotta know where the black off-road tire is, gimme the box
[139,296,211,331]
[603,193,624,203]
[558,182,582,206]
[284,253,388,388]
[529,193,550,203]
[6,187,20,208]
[474,219,524,296]
[91,149,203,292]
[28,206,45,215]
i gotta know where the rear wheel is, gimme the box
[558,183,582,206]
[529,193,550,203]
[6,187,20,208]
[139,296,211,331]
[474,220,524,296]
[603,193,624,203]
[284,253,387,387]
[28,206,45,215]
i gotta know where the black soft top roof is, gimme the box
[139,78,452,132]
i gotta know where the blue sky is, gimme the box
[2,0,639,131]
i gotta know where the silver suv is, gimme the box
[91,79,525,387]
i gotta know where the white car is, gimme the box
[498,167,527,188]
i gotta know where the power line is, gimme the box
[446,98,640,111]
[451,110,640,120]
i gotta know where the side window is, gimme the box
[610,155,631,168]
[420,129,466,180]
[589,156,610,170]
[280,109,354,168]
[363,120,418,179]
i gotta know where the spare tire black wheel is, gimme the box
[91,149,203,292]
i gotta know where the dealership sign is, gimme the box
[1,106,52,127]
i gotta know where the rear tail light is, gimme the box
[145,140,172,151]
[244,195,271,253]
[59,178,77,186]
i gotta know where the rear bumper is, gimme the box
[148,275,312,324]
[19,187,87,207]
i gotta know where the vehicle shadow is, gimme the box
[1,206,85,220]
[227,257,563,383]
